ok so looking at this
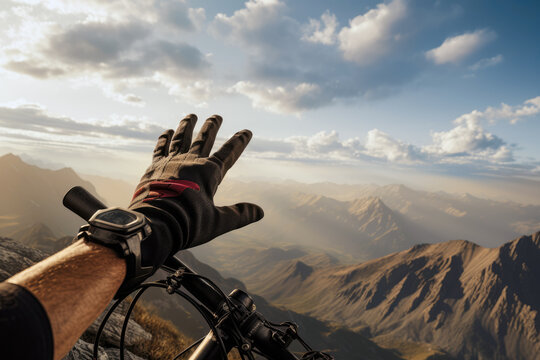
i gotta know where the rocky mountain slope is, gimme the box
[239,232,540,360]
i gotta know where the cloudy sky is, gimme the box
[0,0,539,203]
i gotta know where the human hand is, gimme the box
[129,114,263,261]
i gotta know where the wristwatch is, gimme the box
[77,207,154,297]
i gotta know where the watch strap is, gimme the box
[77,215,155,298]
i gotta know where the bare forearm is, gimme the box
[7,239,126,360]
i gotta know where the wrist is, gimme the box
[131,201,187,253]
[80,207,156,298]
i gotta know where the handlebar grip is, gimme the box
[63,186,107,221]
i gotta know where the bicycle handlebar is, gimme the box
[63,186,332,360]
[163,257,300,359]
[63,186,107,221]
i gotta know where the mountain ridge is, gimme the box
[0,153,103,237]
[244,232,540,360]
[215,180,540,251]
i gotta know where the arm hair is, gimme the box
[8,239,126,359]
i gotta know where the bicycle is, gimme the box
[63,187,334,360]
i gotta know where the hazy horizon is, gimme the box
[3,150,540,206]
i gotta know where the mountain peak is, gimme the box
[289,260,313,280]
[501,232,540,262]
[348,196,392,218]
[260,247,307,262]
[8,222,57,248]
[293,193,342,208]
[55,166,78,176]
[0,153,24,165]
[381,184,413,195]
[436,238,479,251]
[0,152,20,159]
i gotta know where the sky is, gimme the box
[0,0,539,203]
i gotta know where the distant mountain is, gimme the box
[0,153,102,236]
[8,223,56,250]
[210,186,429,262]
[215,180,540,251]
[6,222,75,253]
[241,232,540,360]
[193,245,338,293]
[2,155,538,262]
[291,194,422,259]
[357,184,540,248]
[80,174,135,207]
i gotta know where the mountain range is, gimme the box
[2,153,540,359]
[218,233,540,360]
[4,152,539,261]
[213,180,540,255]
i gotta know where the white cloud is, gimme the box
[251,129,423,164]
[434,95,540,126]
[188,7,206,30]
[102,85,146,107]
[229,81,327,114]
[165,78,216,108]
[417,95,540,162]
[302,11,338,45]
[303,130,344,152]
[14,0,203,29]
[383,95,539,163]
[1,1,211,107]
[248,95,540,164]
[247,130,364,162]
[426,29,496,65]
[338,0,406,65]
[469,54,503,71]
[287,131,364,160]
[364,129,421,162]
[425,112,509,160]
[0,103,162,144]
[210,0,429,113]
[212,0,286,47]
[482,96,540,124]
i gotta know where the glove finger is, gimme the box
[153,129,174,160]
[170,114,198,154]
[215,202,264,235]
[211,129,252,177]
[188,115,223,157]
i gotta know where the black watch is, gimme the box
[77,207,154,298]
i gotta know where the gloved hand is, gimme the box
[129,114,264,272]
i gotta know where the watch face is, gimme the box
[95,209,138,226]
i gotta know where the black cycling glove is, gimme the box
[128,114,264,272]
